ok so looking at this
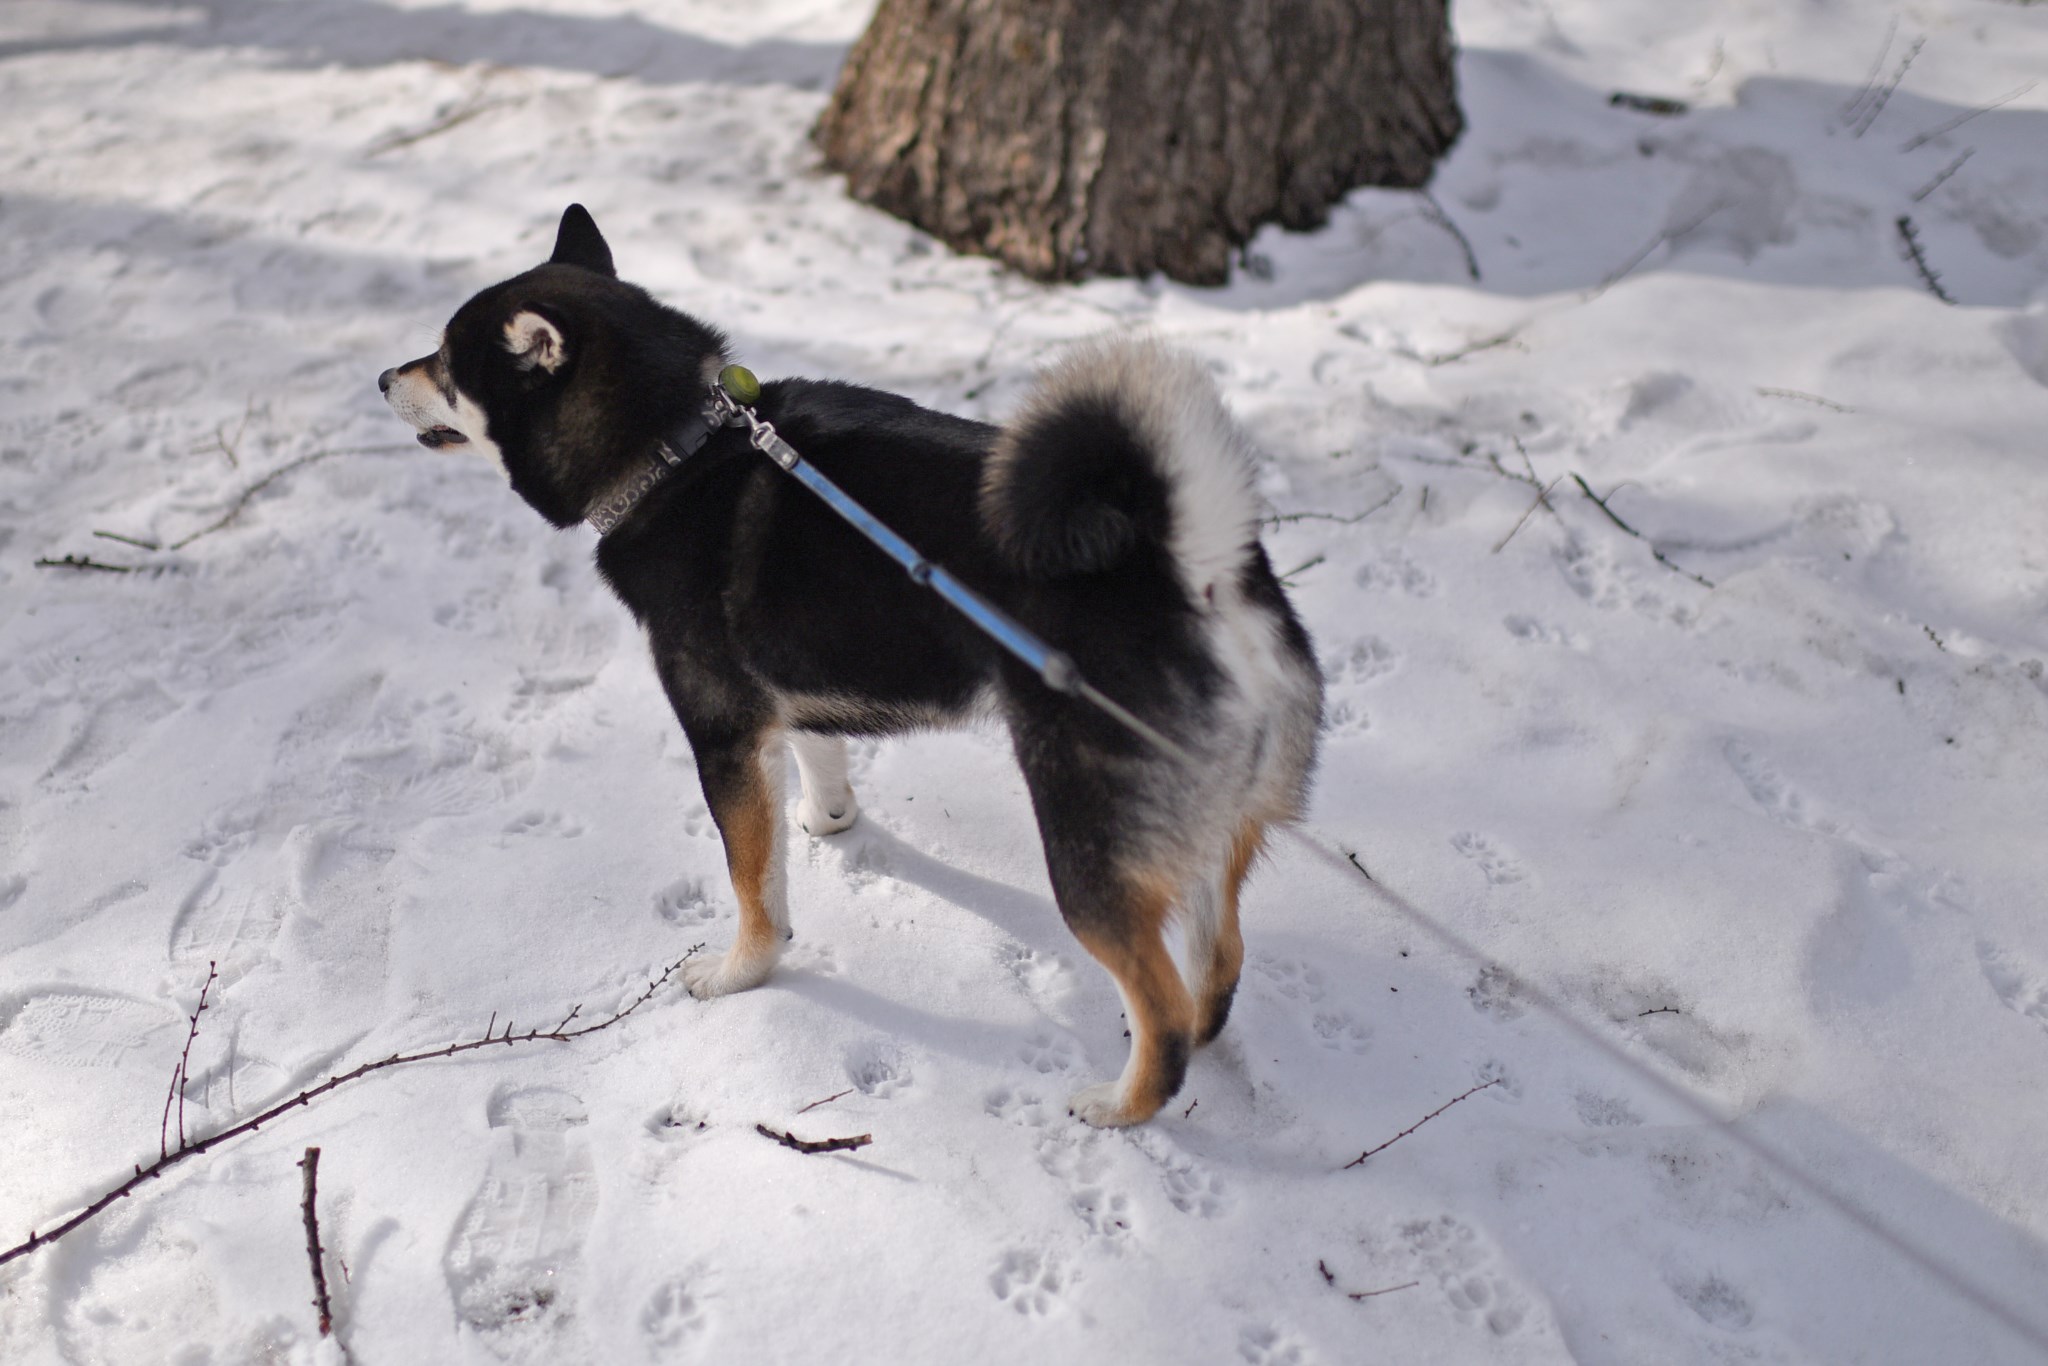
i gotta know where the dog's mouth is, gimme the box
[417,425,468,449]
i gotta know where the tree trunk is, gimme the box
[814,0,1462,286]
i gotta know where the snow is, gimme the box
[3,0,2047,1361]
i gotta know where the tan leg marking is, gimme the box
[1196,820,1265,1045]
[1069,872,1197,1127]
[684,732,787,998]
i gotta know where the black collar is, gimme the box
[584,402,730,536]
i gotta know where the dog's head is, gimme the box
[380,205,728,528]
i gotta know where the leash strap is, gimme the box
[706,365,1192,764]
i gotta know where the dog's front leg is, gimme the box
[790,731,859,835]
[682,725,790,999]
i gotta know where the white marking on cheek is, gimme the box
[453,392,507,469]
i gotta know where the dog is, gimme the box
[381,205,1322,1126]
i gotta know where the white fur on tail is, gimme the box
[1005,336,1260,598]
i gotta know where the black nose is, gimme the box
[378,368,395,395]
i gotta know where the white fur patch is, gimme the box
[504,310,566,372]
[382,362,507,470]
[1004,336,1260,598]
[998,336,1320,839]
[789,732,859,836]
[452,390,507,470]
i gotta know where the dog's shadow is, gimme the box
[814,818,1059,947]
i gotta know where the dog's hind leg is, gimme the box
[682,725,789,998]
[789,731,859,836]
[1061,868,1197,1128]
[1191,820,1264,1046]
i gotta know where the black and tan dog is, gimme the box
[382,206,1321,1126]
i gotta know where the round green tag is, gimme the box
[719,364,761,406]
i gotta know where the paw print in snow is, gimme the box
[1254,957,1326,1005]
[1312,1011,1371,1053]
[1322,698,1370,739]
[1467,966,1524,1021]
[502,809,584,838]
[1160,1157,1228,1217]
[1018,1032,1079,1075]
[1671,1272,1754,1330]
[1354,552,1437,598]
[984,1086,1050,1127]
[1451,832,1525,885]
[1322,637,1400,685]
[1402,1215,1535,1339]
[1070,1186,1132,1244]
[655,879,718,926]
[1503,615,1583,649]
[845,1040,910,1098]
[990,1249,1063,1316]
[641,1271,710,1355]
[1238,1324,1312,1365]
[1573,1090,1642,1128]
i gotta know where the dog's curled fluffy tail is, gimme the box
[981,338,1259,590]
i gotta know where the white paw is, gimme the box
[796,791,859,837]
[1069,1082,1144,1129]
[682,944,779,999]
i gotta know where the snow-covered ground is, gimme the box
[4,0,2047,1361]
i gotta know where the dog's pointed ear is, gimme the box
[549,204,615,277]
[504,308,569,372]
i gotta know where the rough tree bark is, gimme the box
[814,0,1462,286]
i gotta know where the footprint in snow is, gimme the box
[1322,697,1371,739]
[445,1085,599,1360]
[844,1038,911,1098]
[1321,636,1400,685]
[1554,531,1692,626]
[1069,1185,1133,1246]
[641,1268,712,1357]
[1018,1031,1080,1075]
[1252,956,1327,1005]
[501,809,584,839]
[0,988,174,1070]
[1467,965,1524,1021]
[1160,1158,1229,1217]
[1502,614,1584,649]
[989,1249,1064,1316]
[1668,1270,1755,1331]
[168,876,284,979]
[1352,552,1438,598]
[997,941,1071,1003]
[1977,941,2048,1036]
[654,878,718,927]
[1401,1215,1539,1338]
[1238,1324,1314,1365]
[1451,832,1525,885]
[1311,1010,1372,1054]
[983,1085,1051,1127]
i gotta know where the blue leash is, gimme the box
[706,365,1191,764]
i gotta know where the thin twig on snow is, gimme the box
[1900,80,2035,152]
[795,1088,856,1116]
[0,947,701,1269]
[34,555,135,573]
[298,1148,334,1338]
[1909,149,1974,203]
[754,1124,874,1156]
[1896,216,1956,304]
[1418,190,1482,281]
[1569,473,1716,589]
[1342,1078,1504,1169]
